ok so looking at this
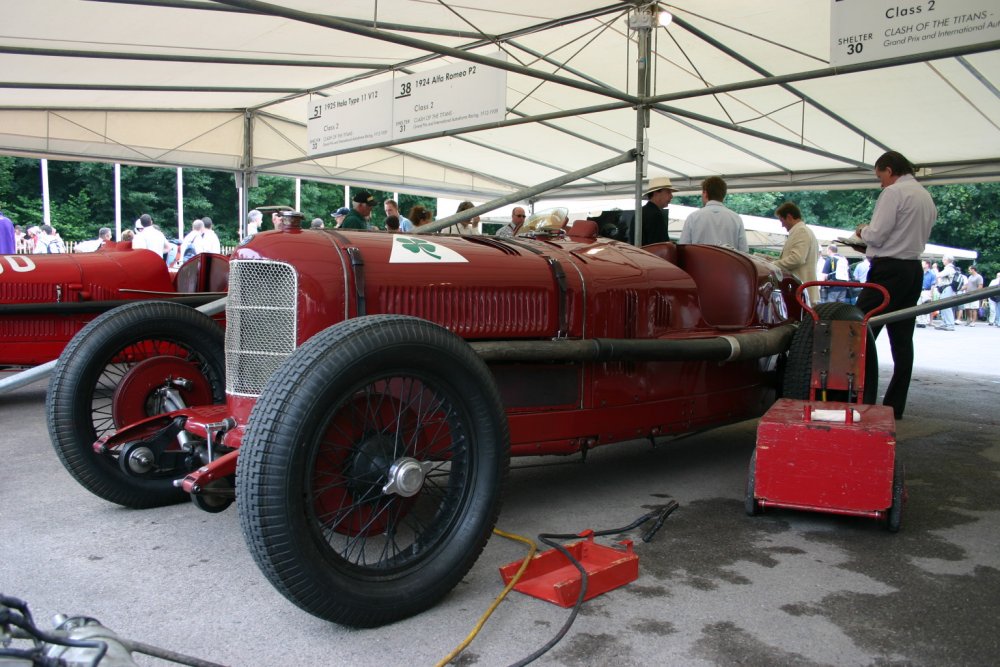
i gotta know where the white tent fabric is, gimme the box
[1,1,998,201]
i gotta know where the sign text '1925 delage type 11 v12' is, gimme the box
[45,213,855,628]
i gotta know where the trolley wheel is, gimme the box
[887,459,904,533]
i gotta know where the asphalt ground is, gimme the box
[1,323,998,666]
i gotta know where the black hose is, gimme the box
[506,502,679,667]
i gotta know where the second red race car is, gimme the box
[0,242,229,368]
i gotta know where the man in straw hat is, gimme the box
[641,176,678,245]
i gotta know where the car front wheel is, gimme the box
[236,315,509,627]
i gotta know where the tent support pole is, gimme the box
[258,102,629,171]
[630,5,654,247]
[646,40,1000,108]
[650,103,870,169]
[669,14,891,154]
[208,0,640,105]
[419,150,636,234]
[239,110,254,238]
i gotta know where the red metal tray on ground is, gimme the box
[499,533,638,607]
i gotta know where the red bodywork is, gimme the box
[0,243,228,367]
[97,223,804,492]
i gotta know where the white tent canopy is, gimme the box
[1,1,998,203]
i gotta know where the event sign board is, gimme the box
[830,0,1000,66]
[307,81,393,154]
[307,53,507,155]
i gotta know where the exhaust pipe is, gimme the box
[470,323,796,364]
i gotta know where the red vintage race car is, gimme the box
[0,243,229,368]
[45,213,873,628]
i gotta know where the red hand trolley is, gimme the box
[746,281,905,531]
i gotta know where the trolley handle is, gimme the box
[796,281,891,324]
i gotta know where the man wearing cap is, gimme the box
[679,176,749,252]
[341,191,376,230]
[641,176,677,245]
[331,207,350,227]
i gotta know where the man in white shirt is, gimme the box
[453,201,480,236]
[246,209,262,237]
[988,271,1000,327]
[820,244,850,303]
[773,202,819,305]
[34,225,66,254]
[180,219,204,261]
[933,256,958,331]
[131,214,171,261]
[855,150,936,419]
[200,217,222,254]
[678,176,748,252]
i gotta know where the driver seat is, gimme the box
[175,253,230,294]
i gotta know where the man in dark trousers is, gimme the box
[854,151,936,419]
[640,176,678,245]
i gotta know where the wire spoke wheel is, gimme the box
[309,375,469,570]
[47,301,225,508]
[237,315,508,627]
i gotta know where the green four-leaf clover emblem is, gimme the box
[397,237,441,259]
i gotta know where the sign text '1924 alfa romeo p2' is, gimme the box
[45,212,864,627]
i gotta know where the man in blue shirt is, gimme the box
[384,199,413,233]
[916,260,935,327]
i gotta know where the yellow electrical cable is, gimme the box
[435,527,538,667]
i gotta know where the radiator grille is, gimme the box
[225,260,298,396]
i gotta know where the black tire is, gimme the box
[236,315,509,627]
[887,459,904,533]
[47,301,226,508]
[782,302,878,403]
[745,450,760,516]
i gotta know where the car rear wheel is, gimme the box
[782,302,878,404]
[236,315,509,627]
[47,301,225,508]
